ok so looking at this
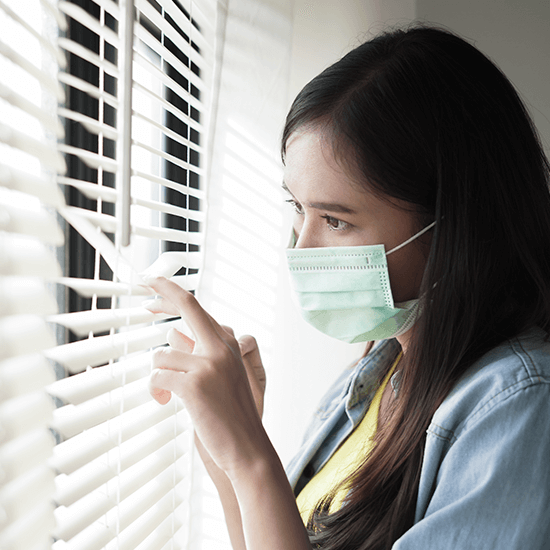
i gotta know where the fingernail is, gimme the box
[142,298,160,310]
[141,274,158,286]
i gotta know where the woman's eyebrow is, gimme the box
[307,201,356,214]
[281,181,294,197]
[281,181,356,214]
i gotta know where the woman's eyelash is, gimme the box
[285,198,303,214]
[285,199,350,231]
[321,215,350,231]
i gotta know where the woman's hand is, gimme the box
[144,276,270,480]
[155,318,266,476]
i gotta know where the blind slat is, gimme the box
[55,276,154,298]
[40,0,68,31]
[0,465,55,528]
[0,353,56,399]
[0,429,55,486]
[83,0,119,19]
[54,434,189,539]
[133,195,206,222]
[58,1,120,47]
[133,109,204,157]
[0,277,59,318]
[133,138,204,176]
[0,38,64,101]
[0,236,62,277]
[57,71,119,109]
[48,306,171,337]
[132,79,204,138]
[57,176,117,202]
[136,222,203,246]
[0,0,66,68]
[133,51,205,116]
[134,23,208,95]
[55,413,190,506]
[44,318,178,373]
[66,207,204,246]
[136,0,213,65]
[0,501,55,550]
[0,315,57,360]
[47,352,151,405]
[0,391,54,443]
[58,37,119,78]
[1,165,65,207]
[136,0,216,50]
[0,122,66,172]
[57,143,118,172]
[111,498,186,550]
[133,169,205,200]
[60,461,187,549]
[58,107,118,141]
[51,377,152,439]
[59,206,143,285]
[52,400,184,475]
[142,251,203,278]
[0,202,64,245]
[0,81,64,137]
[58,176,206,222]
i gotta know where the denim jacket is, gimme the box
[286,327,550,549]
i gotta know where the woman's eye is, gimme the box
[286,199,303,215]
[322,215,349,231]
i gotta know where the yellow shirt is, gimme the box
[296,353,401,524]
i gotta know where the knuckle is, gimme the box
[240,334,257,346]
[149,368,168,391]
[211,349,230,368]
[210,344,236,369]
[152,346,170,367]
[149,368,163,382]
[239,334,258,354]
[221,325,235,337]
[177,289,196,307]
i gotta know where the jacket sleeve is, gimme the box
[393,381,550,550]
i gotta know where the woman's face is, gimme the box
[283,129,429,303]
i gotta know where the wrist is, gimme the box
[227,447,312,550]
[225,432,282,486]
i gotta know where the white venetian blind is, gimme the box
[0,1,64,548]
[0,0,218,548]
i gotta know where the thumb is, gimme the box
[239,335,265,387]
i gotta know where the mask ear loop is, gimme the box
[386,221,436,256]
[288,228,297,249]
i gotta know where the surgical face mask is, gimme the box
[286,222,435,343]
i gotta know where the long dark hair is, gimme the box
[282,25,550,549]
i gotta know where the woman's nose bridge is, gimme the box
[295,216,318,248]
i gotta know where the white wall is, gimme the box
[417,0,550,155]
[271,0,550,467]
[288,0,415,102]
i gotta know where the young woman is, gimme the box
[145,25,550,549]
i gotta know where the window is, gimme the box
[1,0,217,547]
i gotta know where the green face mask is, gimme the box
[285,222,435,343]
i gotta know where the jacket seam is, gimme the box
[433,378,550,446]
[427,338,550,445]
[426,423,456,444]
[511,336,543,381]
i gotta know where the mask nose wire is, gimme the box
[385,221,436,256]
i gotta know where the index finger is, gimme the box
[144,276,220,344]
